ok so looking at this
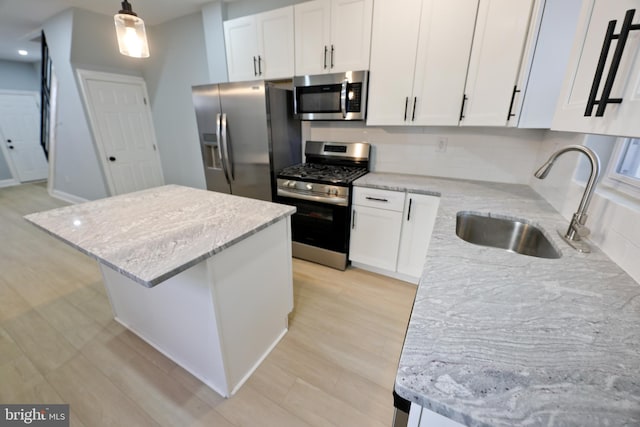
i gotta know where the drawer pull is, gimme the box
[365,196,389,202]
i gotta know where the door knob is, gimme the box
[108,156,116,162]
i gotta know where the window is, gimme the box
[605,138,640,198]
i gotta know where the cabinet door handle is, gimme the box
[365,196,388,202]
[595,9,639,117]
[324,46,328,69]
[506,86,521,121]
[330,45,335,68]
[407,198,413,221]
[459,94,468,121]
[253,56,258,76]
[411,97,417,121]
[585,9,639,117]
[352,210,356,229]
[404,97,409,121]
[258,55,262,76]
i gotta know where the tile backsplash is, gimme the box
[305,122,545,184]
[530,131,640,284]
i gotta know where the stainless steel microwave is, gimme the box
[293,70,368,121]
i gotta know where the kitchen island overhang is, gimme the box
[25,185,296,398]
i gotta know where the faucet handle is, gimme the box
[574,223,590,238]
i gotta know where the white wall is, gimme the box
[43,9,109,201]
[225,0,304,19]
[70,8,145,76]
[0,60,39,91]
[530,130,640,284]
[308,123,545,184]
[143,12,210,189]
[202,2,228,84]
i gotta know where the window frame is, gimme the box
[602,137,640,200]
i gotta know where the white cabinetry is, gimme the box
[407,402,465,427]
[349,187,440,284]
[224,7,294,82]
[397,193,440,278]
[367,0,533,127]
[367,0,477,126]
[515,0,584,128]
[294,0,373,75]
[368,0,582,128]
[552,0,640,137]
[349,188,404,271]
[460,0,534,127]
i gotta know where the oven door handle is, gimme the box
[340,79,348,118]
[277,188,349,207]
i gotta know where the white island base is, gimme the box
[100,218,293,398]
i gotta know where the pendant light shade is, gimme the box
[114,0,149,58]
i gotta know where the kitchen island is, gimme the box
[355,173,640,427]
[25,185,296,398]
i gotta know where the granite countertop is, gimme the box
[354,173,640,427]
[25,185,295,288]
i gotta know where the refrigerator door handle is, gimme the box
[221,113,234,181]
[217,113,231,185]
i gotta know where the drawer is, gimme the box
[353,187,405,211]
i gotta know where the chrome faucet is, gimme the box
[534,144,601,253]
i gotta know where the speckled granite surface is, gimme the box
[25,185,295,288]
[355,173,640,427]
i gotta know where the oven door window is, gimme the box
[297,85,341,114]
[281,197,349,253]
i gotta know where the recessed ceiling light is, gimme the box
[18,50,28,56]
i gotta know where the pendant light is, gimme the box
[114,0,150,58]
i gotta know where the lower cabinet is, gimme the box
[397,193,440,278]
[349,187,440,284]
[408,402,465,427]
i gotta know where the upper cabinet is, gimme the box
[368,0,533,127]
[368,0,581,128]
[224,6,295,82]
[294,0,373,75]
[514,0,583,128]
[460,0,534,127]
[367,0,477,126]
[552,0,640,138]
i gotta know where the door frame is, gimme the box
[76,69,163,196]
[0,90,43,185]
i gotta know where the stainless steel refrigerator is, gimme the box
[192,81,301,201]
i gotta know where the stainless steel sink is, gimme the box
[455,212,561,259]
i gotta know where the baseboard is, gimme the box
[50,189,89,204]
[0,179,19,188]
[350,261,419,285]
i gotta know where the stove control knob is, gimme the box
[282,180,290,187]
[305,183,313,191]
[288,181,297,188]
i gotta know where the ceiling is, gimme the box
[0,0,224,63]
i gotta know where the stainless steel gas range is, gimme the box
[276,141,370,270]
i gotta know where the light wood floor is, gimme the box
[0,182,416,427]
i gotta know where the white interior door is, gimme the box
[0,92,48,182]
[79,71,164,196]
